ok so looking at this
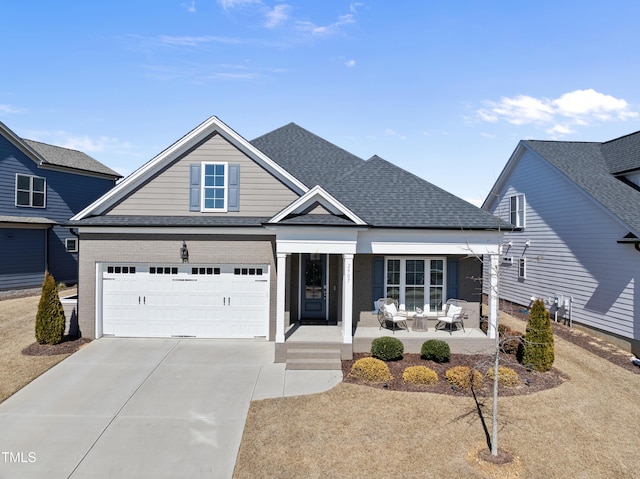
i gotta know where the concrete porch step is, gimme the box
[286,357,343,370]
[285,346,343,370]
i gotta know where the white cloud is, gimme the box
[385,128,407,140]
[344,59,356,67]
[295,13,355,36]
[477,89,638,137]
[0,104,24,114]
[181,1,196,13]
[264,4,290,28]
[350,2,364,14]
[218,0,260,9]
[25,129,132,155]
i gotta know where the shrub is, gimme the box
[35,272,66,345]
[402,366,438,386]
[371,336,404,361]
[522,299,555,372]
[500,330,524,356]
[349,357,393,382]
[421,339,451,363]
[486,366,520,387]
[445,366,483,390]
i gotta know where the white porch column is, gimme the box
[488,253,499,339]
[276,252,287,343]
[342,253,354,344]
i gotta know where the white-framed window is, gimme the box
[509,193,525,228]
[201,162,228,212]
[16,174,46,208]
[518,257,526,279]
[65,238,78,253]
[385,257,446,313]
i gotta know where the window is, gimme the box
[519,258,526,279]
[65,238,78,253]
[16,174,46,207]
[509,194,525,228]
[385,257,446,312]
[202,162,227,211]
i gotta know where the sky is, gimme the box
[3,0,640,206]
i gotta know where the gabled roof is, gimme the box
[250,123,366,189]
[484,130,640,235]
[0,121,121,179]
[72,116,308,220]
[324,155,500,229]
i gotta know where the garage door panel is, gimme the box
[102,264,269,338]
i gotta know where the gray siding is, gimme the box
[108,134,298,217]
[487,149,640,343]
[77,234,277,339]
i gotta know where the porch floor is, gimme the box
[283,324,494,356]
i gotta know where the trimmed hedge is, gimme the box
[421,339,451,363]
[371,336,404,361]
[349,357,393,382]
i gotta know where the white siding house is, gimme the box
[483,133,640,356]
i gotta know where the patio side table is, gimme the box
[413,314,427,331]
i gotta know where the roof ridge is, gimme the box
[23,138,86,155]
[602,129,640,145]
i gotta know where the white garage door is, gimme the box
[101,263,269,338]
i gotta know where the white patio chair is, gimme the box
[380,302,409,333]
[435,303,465,334]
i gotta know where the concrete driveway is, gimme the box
[0,338,342,479]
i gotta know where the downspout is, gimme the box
[69,227,81,337]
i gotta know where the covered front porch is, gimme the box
[271,226,501,369]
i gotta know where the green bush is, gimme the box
[349,357,393,382]
[402,366,438,386]
[522,299,555,372]
[35,272,66,345]
[421,339,451,363]
[371,336,404,361]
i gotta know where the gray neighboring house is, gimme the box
[483,131,640,356]
[0,121,121,291]
[69,116,503,363]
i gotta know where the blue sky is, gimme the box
[3,1,640,206]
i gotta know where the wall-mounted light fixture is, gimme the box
[180,241,189,263]
[617,232,640,252]
[525,239,531,247]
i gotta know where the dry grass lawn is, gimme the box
[0,290,76,403]
[235,314,640,479]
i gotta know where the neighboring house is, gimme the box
[483,131,640,356]
[0,121,121,291]
[69,116,502,362]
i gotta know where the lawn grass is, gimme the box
[234,314,640,478]
[0,289,76,403]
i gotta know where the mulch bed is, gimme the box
[507,307,640,375]
[343,303,639,396]
[342,352,567,397]
[22,336,91,357]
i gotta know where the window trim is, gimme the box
[15,173,46,208]
[201,162,228,212]
[518,257,526,279]
[65,238,78,253]
[384,256,447,313]
[509,193,525,229]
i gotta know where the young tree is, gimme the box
[522,299,555,372]
[35,272,66,345]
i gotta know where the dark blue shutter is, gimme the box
[228,164,240,212]
[189,164,201,211]
[372,256,385,305]
[447,259,459,300]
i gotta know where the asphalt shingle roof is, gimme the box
[524,136,640,234]
[24,139,121,178]
[600,130,640,174]
[250,123,365,189]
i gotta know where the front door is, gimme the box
[301,253,327,320]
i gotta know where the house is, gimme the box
[0,121,121,291]
[69,116,502,363]
[483,131,640,357]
